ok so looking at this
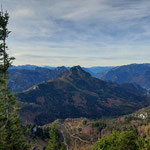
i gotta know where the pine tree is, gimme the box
[46,124,66,150]
[0,9,29,150]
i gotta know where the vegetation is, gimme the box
[91,130,150,150]
[0,9,29,149]
[46,124,66,150]
[92,122,107,132]
[18,66,148,125]
[100,63,150,89]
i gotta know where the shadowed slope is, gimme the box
[18,66,148,125]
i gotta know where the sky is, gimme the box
[1,0,150,67]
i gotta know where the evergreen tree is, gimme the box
[46,124,66,150]
[91,130,150,150]
[0,9,29,149]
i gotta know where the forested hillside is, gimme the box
[18,66,148,125]
[99,64,150,89]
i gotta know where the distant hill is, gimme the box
[10,64,58,70]
[9,66,67,93]
[99,63,150,89]
[9,64,40,70]
[17,66,148,125]
[120,83,147,95]
[83,66,114,76]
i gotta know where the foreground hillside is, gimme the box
[29,105,150,150]
[60,105,150,150]
[99,63,150,89]
[18,66,148,125]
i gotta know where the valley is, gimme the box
[29,105,150,150]
[5,63,150,149]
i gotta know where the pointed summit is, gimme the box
[60,65,91,79]
[70,65,82,71]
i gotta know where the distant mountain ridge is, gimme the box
[99,63,150,89]
[120,83,147,94]
[9,64,40,70]
[18,66,148,125]
[10,64,114,75]
[9,66,67,93]
[83,66,114,76]
[8,65,114,93]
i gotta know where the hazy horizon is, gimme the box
[10,62,150,68]
[1,0,150,67]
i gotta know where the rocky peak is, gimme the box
[60,65,91,79]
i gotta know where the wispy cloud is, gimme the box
[1,0,150,67]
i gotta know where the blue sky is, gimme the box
[1,0,150,67]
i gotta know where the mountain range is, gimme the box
[8,65,114,93]
[98,63,150,89]
[17,66,148,125]
[8,66,67,93]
